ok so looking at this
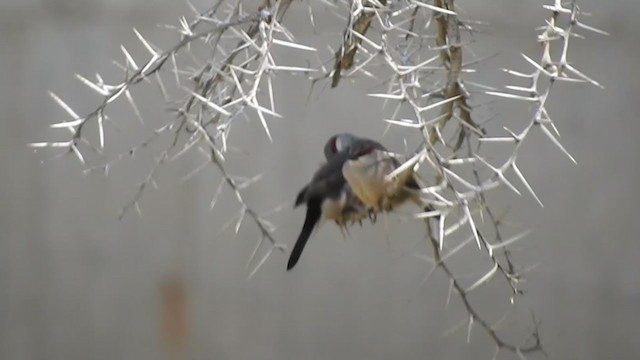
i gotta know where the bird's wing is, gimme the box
[302,151,350,201]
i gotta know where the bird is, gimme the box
[328,133,438,244]
[288,133,433,270]
[287,149,369,271]
[324,133,428,214]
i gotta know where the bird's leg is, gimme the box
[349,215,363,226]
[336,221,350,240]
[368,208,377,223]
[342,224,351,239]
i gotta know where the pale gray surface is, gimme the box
[1,1,639,359]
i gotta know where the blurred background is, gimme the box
[1,0,638,359]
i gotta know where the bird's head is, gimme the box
[324,133,357,160]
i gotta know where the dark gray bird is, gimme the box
[288,149,367,271]
[288,133,432,271]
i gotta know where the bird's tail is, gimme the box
[287,201,321,271]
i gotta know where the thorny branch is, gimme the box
[331,0,388,88]
[31,0,605,355]
[32,0,301,274]
[427,228,543,355]
[321,0,604,357]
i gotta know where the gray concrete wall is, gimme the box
[1,0,638,359]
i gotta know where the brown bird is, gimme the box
[324,133,428,214]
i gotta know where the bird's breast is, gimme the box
[343,151,398,208]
